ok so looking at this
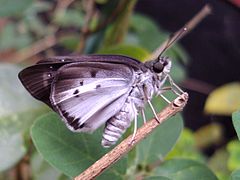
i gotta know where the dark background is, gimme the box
[136,0,240,154]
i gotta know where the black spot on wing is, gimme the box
[80,81,84,86]
[79,123,85,129]
[73,89,79,95]
[96,84,101,89]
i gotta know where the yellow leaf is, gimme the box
[194,123,223,149]
[204,82,240,115]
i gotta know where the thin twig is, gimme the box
[85,0,132,35]
[9,35,57,63]
[76,0,96,53]
[150,4,212,60]
[74,93,189,180]
[4,0,76,63]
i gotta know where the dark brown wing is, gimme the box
[18,63,64,106]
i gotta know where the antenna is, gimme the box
[149,4,212,60]
[158,27,188,58]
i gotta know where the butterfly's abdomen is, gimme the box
[101,71,155,148]
[101,101,135,148]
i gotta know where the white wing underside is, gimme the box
[50,62,135,132]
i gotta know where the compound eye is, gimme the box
[153,62,164,73]
[159,57,169,66]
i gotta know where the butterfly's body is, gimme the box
[19,54,172,147]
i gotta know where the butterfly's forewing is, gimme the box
[18,63,65,106]
[19,55,143,107]
[50,62,135,132]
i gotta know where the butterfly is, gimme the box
[18,29,186,148]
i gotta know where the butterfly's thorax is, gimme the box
[102,68,166,147]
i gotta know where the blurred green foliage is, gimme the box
[0,0,239,180]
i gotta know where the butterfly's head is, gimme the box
[145,56,171,75]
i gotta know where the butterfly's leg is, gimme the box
[167,75,184,95]
[130,111,138,145]
[157,86,172,103]
[161,86,172,92]
[129,102,138,145]
[159,94,171,104]
[147,100,160,122]
[160,85,179,100]
[141,109,147,124]
[141,84,160,123]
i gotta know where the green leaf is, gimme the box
[0,132,26,171]
[103,0,137,47]
[98,44,150,61]
[24,1,52,15]
[95,0,109,4]
[166,44,189,65]
[170,61,186,83]
[153,159,217,180]
[0,64,47,131]
[208,148,230,179]
[136,114,183,166]
[144,176,171,180]
[22,1,53,37]
[166,129,205,163]
[97,160,127,180]
[204,82,240,115]
[194,123,223,149]
[227,140,240,171]
[130,14,164,51]
[0,0,33,17]
[31,151,63,180]
[31,113,127,178]
[129,13,188,65]
[231,169,240,180]
[59,35,80,51]
[0,23,32,50]
[0,64,46,171]
[232,111,240,140]
[84,30,106,54]
[53,9,84,28]
[22,14,48,37]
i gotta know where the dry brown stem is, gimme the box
[9,35,56,63]
[76,0,96,53]
[74,93,189,180]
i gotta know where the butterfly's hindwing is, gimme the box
[50,62,135,132]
